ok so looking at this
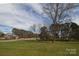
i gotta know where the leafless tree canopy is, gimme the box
[40,3,79,39]
[41,3,79,24]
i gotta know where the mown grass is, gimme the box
[0,40,79,56]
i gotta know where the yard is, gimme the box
[0,39,79,56]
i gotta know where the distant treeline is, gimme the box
[12,28,36,38]
[0,28,37,39]
[39,22,79,41]
[0,22,79,41]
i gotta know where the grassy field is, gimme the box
[0,39,79,56]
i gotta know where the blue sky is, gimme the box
[0,3,79,33]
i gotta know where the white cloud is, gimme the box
[0,3,79,33]
[0,3,44,31]
[28,3,43,14]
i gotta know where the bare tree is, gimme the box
[37,24,43,33]
[41,3,79,24]
[31,24,36,33]
[30,24,38,40]
[41,3,79,39]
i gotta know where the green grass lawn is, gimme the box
[0,39,79,56]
